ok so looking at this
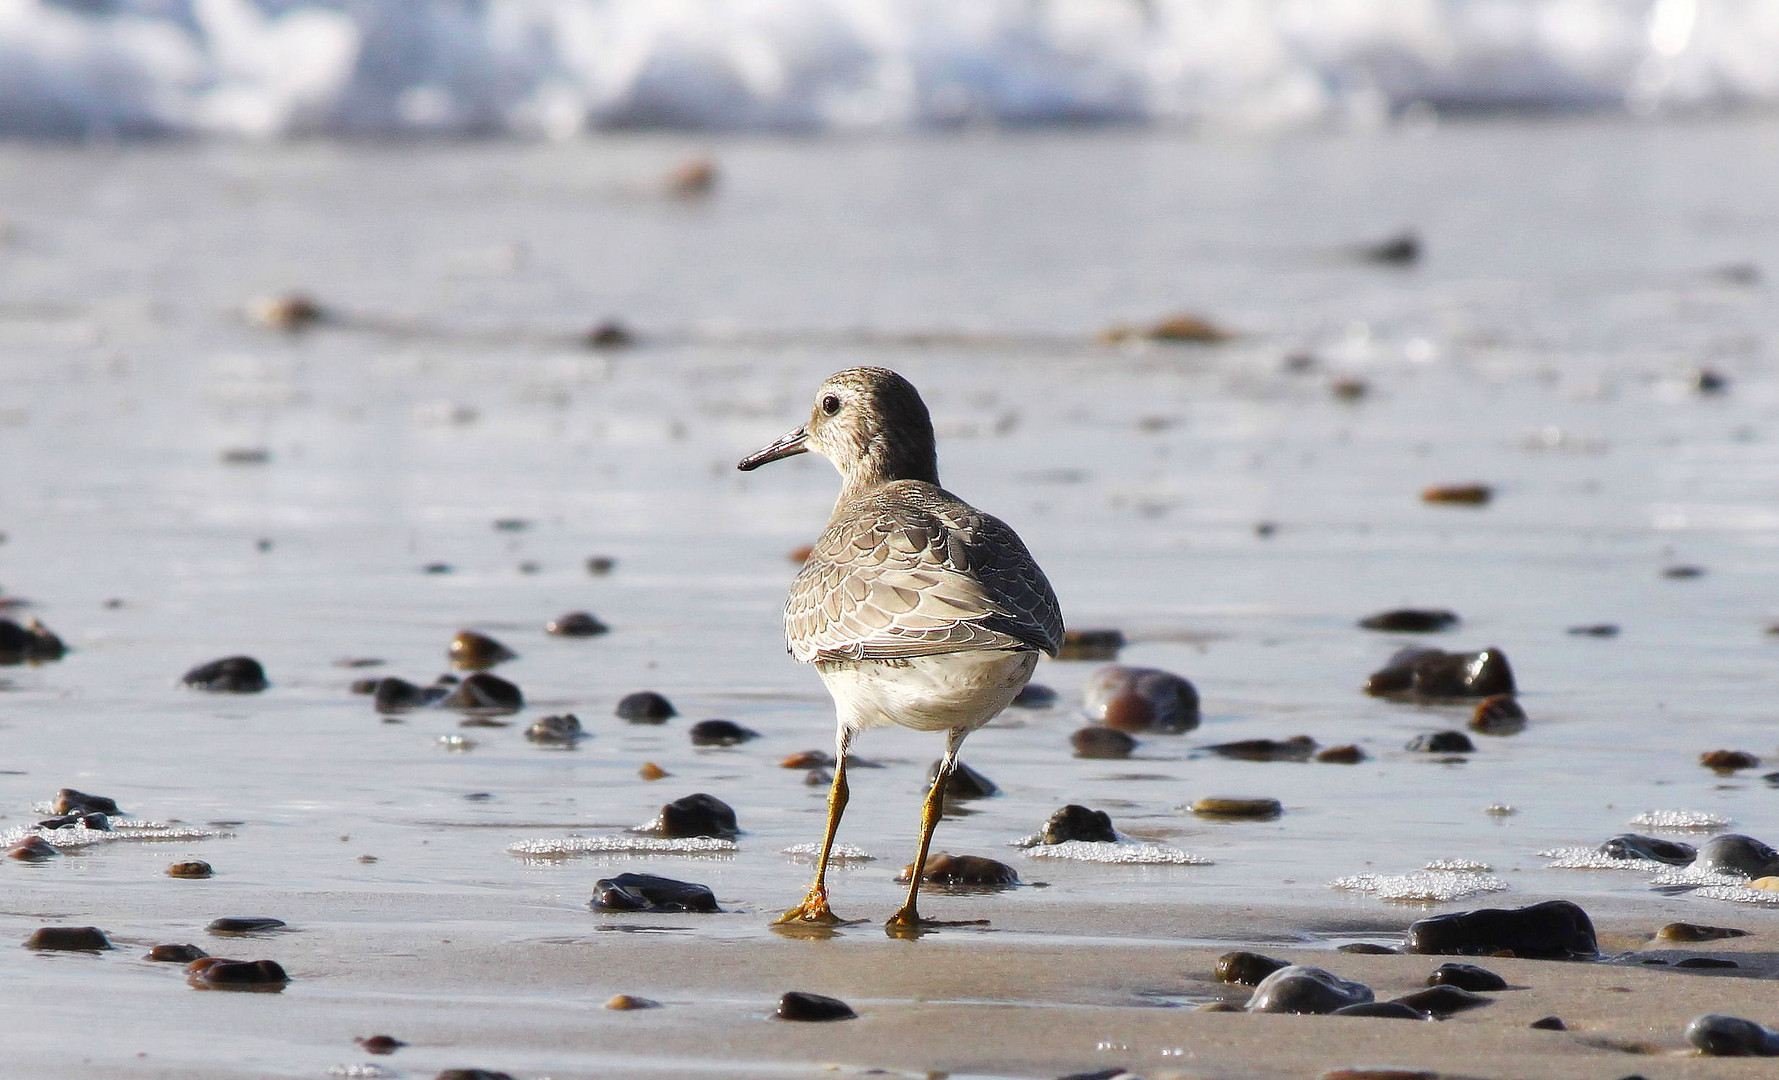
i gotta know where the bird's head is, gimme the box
[738,367,938,491]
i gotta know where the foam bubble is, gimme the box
[1023,841,1211,865]
[1,820,225,849]
[507,835,737,856]
[1689,884,1779,906]
[1330,870,1509,903]
[1627,810,1731,831]
[780,842,873,861]
[1537,847,1654,870]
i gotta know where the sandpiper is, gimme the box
[739,367,1063,931]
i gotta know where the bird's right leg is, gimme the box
[774,728,853,925]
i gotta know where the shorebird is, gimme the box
[738,367,1063,931]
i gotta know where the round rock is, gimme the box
[1039,804,1116,845]
[1070,726,1135,759]
[25,926,111,951]
[182,656,268,693]
[449,631,516,670]
[1427,962,1506,992]
[168,860,213,879]
[1083,665,1199,732]
[1246,965,1374,1014]
[1686,1014,1779,1057]
[1192,797,1282,820]
[591,873,720,913]
[526,713,584,744]
[1696,834,1779,878]
[776,991,856,1022]
[546,611,609,637]
[616,691,676,723]
[898,853,1018,886]
[1216,951,1288,986]
[645,793,738,840]
[689,719,759,747]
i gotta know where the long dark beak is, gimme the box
[738,426,809,471]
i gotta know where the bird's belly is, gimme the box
[816,650,1038,734]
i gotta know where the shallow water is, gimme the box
[2,118,1778,1075]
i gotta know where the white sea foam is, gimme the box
[1023,840,1211,865]
[1330,870,1509,902]
[1690,884,1779,906]
[508,834,737,856]
[4,0,1779,138]
[1627,810,1731,831]
[1537,847,1654,870]
[1650,864,1747,887]
[1,820,225,848]
[780,841,873,861]
[1423,858,1490,872]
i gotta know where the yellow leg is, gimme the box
[887,730,965,931]
[775,732,852,925]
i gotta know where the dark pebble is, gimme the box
[776,990,856,1022]
[1664,564,1706,579]
[1058,1071,1136,1080]
[1056,628,1124,661]
[1360,231,1420,265]
[1084,665,1200,733]
[357,1035,406,1054]
[1192,797,1282,819]
[1567,623,1620,637]
[1332,1001,1427,1020]
[441,672,523,714]
[1427,962,1506,991]
[781,750,833,769]
[591,872,720,913]
[54,788,120,815]
[8,837,57,861]
[0,617,66,664]
[525,713,584,744]
[616,690,676,723]
[1675,957,1739,969]
[545,611,609,637]
[1316,745,1366,764]
[898,853,1019,886]
[449,631,516,671]
[689,719,759,747]
[1696,834,1779,878]
[644,793,739,839]
[349,677,379,694]
[1039,804,1116,845]
[182,655,268,693]
[24,926,111,951]
[1357,608,1458,632]
[1204,735,1316,762]
[207,917,287,936]
[1656,922,1748,943]
[1010,682,1057,708]
[187,957,289,989]
[146,944,207,962]
[1701,749,1760,772]
[372,676,449,712]
[221,447,271,465]
[586,319,635,347]
[1406,730,1475,753]
[1695,367,1731,393]
[1215,950,1288,986]
[1254,520,1278,537]
[38,811,110,830]
[435,1071,516,1080]
[586,556,616,576]
[1422,483,1493,506]
[1336,943,1398,955]
[1404,899,1597,959]
[1070,726,1135,759]
[1599,833,1696,866]
[1246,965,1374,1014]
[423,562,452,575]
[930,759,998,799]
[168,860,213,879]
[1391,984,1492,1017]
[1530,1016,1567,1030]
[1330,376,1369,401]
[1470,694,1527,736]
[804,768,832,786]
[1365,646,1514,700]
[1685,1013,1779,1056]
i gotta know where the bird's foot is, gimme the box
[884,907,988,939]
[774,892,847,927]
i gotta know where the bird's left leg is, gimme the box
[775,727,854,925]
[886,727,966,932]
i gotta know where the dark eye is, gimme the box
[821,394,841,415]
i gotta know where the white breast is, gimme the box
[817,650,1038,735]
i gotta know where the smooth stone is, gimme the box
[1316,745,1366,764]
[449,631,516,670]
[1701,749,1760,772]
[186,957,289,988]
[1753,876,1779,890]
[349,677,379,694]
[776,990,856,1021]
[1215,951,1288,986]
[1656,922,1749,943]
[1245,965,1374,1014]
[1195,1003,1243,1013]
[525,713,584,744]
[930,759,998,799]
[1364,646,1515,700]
[7,837,57,861]
[434,1071,517,1080]
[586,556,616,576]
[1664,564,1706,579]
[441,672,523,713]
[1567,623,1620,637]
[54,788,120,815]
[1357,608,1458,632]
[1337,943,1399,955]
[1406,730,1475,753]
[167,860,213,879]
[1391,984,1492,1017]
[804,768,832,786]
[1056,629,1125,661]
[604,995,661,1010]
[645,793,739,839]
[897,853,1018,886]
[1404,899,1597,959]
[1427,962,1507,991]
[1422,483,1493,505]
[1359,230,1420,265]
[1071,726,1136,759]
[372,676,448,712]
[1529,1016,1567,1030]
[25,926,111,951]
[1674,957,1739,969]
[37,811,109,830]
[637,762,668,781]
[689,719,759,746]
[1599,834,1696,866]
[246,293,322,330]
[545,611,609,637]
[146,944,208,962]
[1039,804,1116,845]
[0,617,66,664]
[616,691,676,723]
[1010,683,1057,708]
[1321,1071,1437,1080]
[182,655,268,693]
[1470,694,1527,735]
[207,917,287,935]
[1330,377,1369,400]
[1332,1001,1427,1019]
[591,873,720,913]
[356,1035,407,1054]
[1686,1014,1779,1056]
[1204,735,1316,762]
[1696,834,1779,878]
[1192,797,1282,819]
[1083,665,1200,732]
[781,750,833,769]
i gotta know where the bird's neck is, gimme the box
[838,437,938,502]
